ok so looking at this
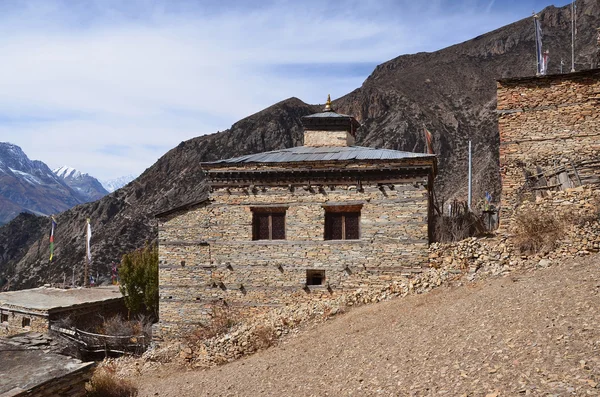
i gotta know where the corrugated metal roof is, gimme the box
[203,146,436,165]
[303,111,352,118]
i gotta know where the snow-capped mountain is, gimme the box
[53,165,109,202]
[101,175,135,193]
[0,143,84,225]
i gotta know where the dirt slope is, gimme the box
[135,256,600,396]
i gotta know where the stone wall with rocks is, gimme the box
[156,181,431,338]
[303,130,355,147]
[498,70,600,215]
[0,308,47,336]
[430,187,600,277]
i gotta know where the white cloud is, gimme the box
[0,0,531,179]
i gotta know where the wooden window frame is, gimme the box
[0,313,7,323]
[251,207,287,241]
[22,317,31,328]
[324,205,362,241]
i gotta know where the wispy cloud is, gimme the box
[0,0,569,179]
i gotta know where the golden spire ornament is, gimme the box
[324,94,332,112]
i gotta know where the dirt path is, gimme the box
[135,257,600,396]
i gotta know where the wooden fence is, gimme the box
[50,325,148,358]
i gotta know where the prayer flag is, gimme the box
[49,217,57,261]
[424,127,435,154]
[86,219,92,262]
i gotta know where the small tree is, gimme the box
[119,244,158,319]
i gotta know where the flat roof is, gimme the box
[0,286,123,312]
[0,347,92,395]
[497,68,600,84]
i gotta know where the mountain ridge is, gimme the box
[0,142,84,226]
[53,165,109,203]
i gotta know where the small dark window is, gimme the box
[22,317,30,327]
[325,211,360,240]
[252,208,286,240]
[1,313,7,323]
[306,270,325,286]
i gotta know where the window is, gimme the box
[252,207,286,240]
[306,270,325,286]
[1,313,7,323]
[324,206,361,240]
[22,317,30,328]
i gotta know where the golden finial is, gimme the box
[324,94,333,112]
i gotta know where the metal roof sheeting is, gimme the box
[204,146,436,165]
[303,111,352,118]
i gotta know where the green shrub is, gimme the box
[119,244,158,319]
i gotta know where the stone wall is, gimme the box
[0,307,48,336]
[430,186,600,277]
[498,70,600,216]
[156,181,431,338]
[303,130,355,147]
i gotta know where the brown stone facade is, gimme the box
[498,69,600,216]
[303,130,355,147]
[156,172,435,338]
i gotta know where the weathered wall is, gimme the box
[0,308,48,336]
[498,70,600,215]
[303,130,355,147]
[156,181,430,338]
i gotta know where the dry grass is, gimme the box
[513,207,564,254]
[433,212,486,242]
[86,363,138,397]
[251,325,277,350]
[185,303,236,343]
[99,315,152,337]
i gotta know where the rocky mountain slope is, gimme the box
[1,1,600,289]
[53,166,109,203]
[134,254,600,396]
[0,143,84,226]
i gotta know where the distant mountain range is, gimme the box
[0,142,136,225]
[53,165,109,202]
[0,143,82,225]
[1,0,599,290]
[100,175,136,193]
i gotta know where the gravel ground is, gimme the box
[135,256,600,396]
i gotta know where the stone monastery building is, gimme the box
[156,97,437,338]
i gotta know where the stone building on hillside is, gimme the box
[498,69,600,216]
[155,98,437,338]
[0,286,124,336]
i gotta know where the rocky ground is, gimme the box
[127,253,600,396]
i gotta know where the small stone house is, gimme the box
[0,286,124,336]
[156,99,437,338]
[498,69,600,215]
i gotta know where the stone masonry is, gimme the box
[498,69,600,217]
[156,100,437,339]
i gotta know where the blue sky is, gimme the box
[0,0,574,180]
